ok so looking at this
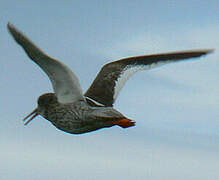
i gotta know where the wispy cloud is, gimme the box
[2,132,219,180]
[97,25,219,59]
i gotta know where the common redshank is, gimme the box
[7,23,213,134]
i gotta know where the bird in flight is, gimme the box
[7,23,213,134]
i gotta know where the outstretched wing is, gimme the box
[8,23,85,104]
[85,49,213,107]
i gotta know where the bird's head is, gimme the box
[23,93,58,125]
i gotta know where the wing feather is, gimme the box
[85,49,213,106]
[8,23,84,104]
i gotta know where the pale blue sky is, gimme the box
[1,0,219,179]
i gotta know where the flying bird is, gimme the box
[7,23,213,134]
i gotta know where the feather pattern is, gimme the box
[85,50,213,107]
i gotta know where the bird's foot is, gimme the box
[115,118,136,128]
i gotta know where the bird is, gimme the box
[7,22,213,134]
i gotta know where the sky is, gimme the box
[1,0,219,179]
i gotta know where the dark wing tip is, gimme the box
[8,22,36,49]
[7,22,24,44]
[145,48,215,58]
[196,48,214,55]
[7,22,12,29]
[7,22,16,36]
[7,22,49,61]
[206,49,214,53]
[189,48,214,59]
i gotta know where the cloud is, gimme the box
[97,25,219,59]
[2,132,219,180]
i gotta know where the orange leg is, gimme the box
[114,118,136,128]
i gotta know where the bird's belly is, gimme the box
[44,106,115,134]
[53,121,106,134]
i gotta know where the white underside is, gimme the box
[113,61,171,100]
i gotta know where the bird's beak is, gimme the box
[23,108,39,125]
